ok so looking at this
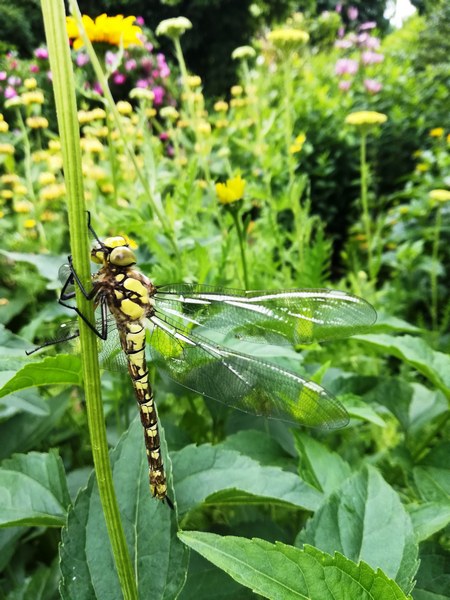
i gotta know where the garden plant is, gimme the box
[0,0,449,599]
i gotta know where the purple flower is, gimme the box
[361,51,384,65]
[348,6,358,20]
[93,82,103,95]
[30,64,40,73]
[159,132,169,141]
[34,47,49,60]
[359,21,377,31]
[152,69,160,79]
[144,42,154,52]
[105,51,117,66]
[113,72,126,85]
[136,16,145,26]
[365,36,381,49]
[4,86,18,99]
[136,79,149,88]
[125,59,137,71]
[364,78,382,94]
[159,65,170,78]
[0,71,6,81]
[76,53,90,67]
[336,3,342,13]
[141,57,153,73]
[8,76,21,86]
[152,86,164,105]
[339,80,351,91]
[335,58,359,76]
[335,38,353,49]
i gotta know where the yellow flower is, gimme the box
[231,85,243,97]
[159,106,179,121]
[0,120,9,133]
[345,111,388,127]
[66,14,143,50]
[26,116,49,129]
[429,189,450,203]
[1,174,20,185]
[176,119,189,129]
[156,17,192,39]
[24,219,37,229]
[231,46,256,60]
[130,88,154,102]
[116,100,133,115]
[21,91,45,105]
[48,140,61,152]
[196,121,211,135]
[267,28,309,50]
[24,78,38,90]
[40,183,66,201]
[0,143,14,155]
[14,184,28,196]
[416,163,428,172]
[14,200,33,213]
[214,100,228,112]
[38,172,56,186]
[80,138,104,153]
[100,182,114,194]
[184,75,202,88]
[230,98,248,108]
[289,132,306,154]
[429,127,444,138]
[215,175,246,204]
[1,190,13,199]
[41,210,57,222]
[215,119,229,129]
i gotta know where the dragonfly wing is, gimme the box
[148,312,349,430]
[155,284,376,346]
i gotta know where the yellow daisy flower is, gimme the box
[66,14,143,50]
[216,175,246,205]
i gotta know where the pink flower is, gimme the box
[93,82,103,95]
[359,21,377,31]
[335,39,353,49]
[105,51,117,66]
[8,76,21,86]
[159,65,170,78]
[30,64,40,73]
[34,47,49,60]
[363,36,380,49]
[4,86,17,99]
[0,71,7,81]
[336,3,342,13]
[125,59,137,71]
[136,79,149,88]
[152,69,160,79]
[135,16,145,26]
[338,80,351,92]
[113,72,126,85]
[361,51,384,65]
[76,53,90,67]
[364,78,382,94]
[144,42,154,52]
[335,58,359,76]
[348,6,358,20]
[159,132,169,141]
[152,86,164,105]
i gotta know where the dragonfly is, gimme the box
[27,215,376,507]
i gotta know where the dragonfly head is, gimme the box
[91,236,137,267]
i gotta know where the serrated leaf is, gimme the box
[0,355,82,399]
[356,334,450,398]
[294,431,351,494]
[178,531,411,600]
[299,465,418,593]
[0,451,69,527]
[171,444,323,515]
[60,417,188,600]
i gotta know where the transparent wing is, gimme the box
[154,284,376,346]
[148,311,349,430]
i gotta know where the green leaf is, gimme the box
[5,559,60,599]
[171,443,323,515]
[413,466,450,503]
[414,542,450,600]
[178,531,411,600]
[0,250,66,284]
[294,431,352,494]
[221,430,292,467]
[408,502,450,542]
[299,465,418,593]
[0,451,69,527]
[0,355,82,400]
[356,334,450,399]
[0,392,70,460]
[60,417,188,600]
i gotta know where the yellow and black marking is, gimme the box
[90,235,171,506]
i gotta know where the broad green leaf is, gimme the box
[370,314,420,334]
[356,334,450,399]
[0,250,66,284]
[171,443,323,515]
[0,388,49,419]
[5,559,60,600]
[408,502,450,541]
[221,430,292,467]
[0,527,23,571]
[294,431,351,494]
[299,465,418,593]
[178,531,411,600]
[60,417,187,600]
[0,392,70,460]
[0,355,82,400]
[179,552,253,600]
[413,466,450,503]
[0,451,69,527]
[0,324,32,352]
[414,542,450,600]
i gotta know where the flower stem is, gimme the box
[360,133,374,279]
[430,205,442,332]
[230,208,249,289]
[41,2,137,598]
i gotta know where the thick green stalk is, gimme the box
[40,2,137,598]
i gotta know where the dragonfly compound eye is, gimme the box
[110,246,136,266]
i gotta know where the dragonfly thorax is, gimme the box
[91,236,136,267]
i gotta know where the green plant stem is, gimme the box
[430,205,442,332]
[230,207,249,289]
[173,36,195,123]
[41,2,137,599]
[69,1,178,258]
[360,133,374,279]
[282,61,295,186]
